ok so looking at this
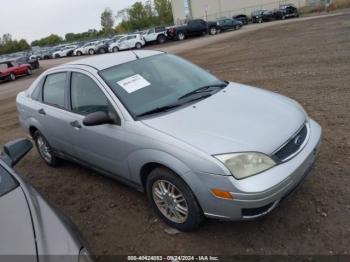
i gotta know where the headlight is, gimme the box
[214,152,276,179]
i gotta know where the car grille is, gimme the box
[274,123,308,161]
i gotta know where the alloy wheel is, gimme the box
[37,136,52,163]
[152,180,189,224]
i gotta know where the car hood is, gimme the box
[142,82,306,155]
[0,187,37,258]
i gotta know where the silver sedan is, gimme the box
[16,51,321,231]
[0,139,93,261]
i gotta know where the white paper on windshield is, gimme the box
[117,74,150,93]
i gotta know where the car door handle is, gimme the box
[70,121,82,129]
[38,108,46,115]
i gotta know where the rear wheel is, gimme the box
[146,167,203,231]
[135,42,142,49]
[157,34,166,44]
[27,68,32,75]
[88,49,95,55]
[112,46,119,52]
[76,51,82,56]
[9,73,16,81]
[33,130,60,166]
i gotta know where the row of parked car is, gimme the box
[0,4,299,83]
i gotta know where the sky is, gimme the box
[0,0,146,43]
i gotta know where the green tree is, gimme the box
[101,8,114,35]
[0,34,30,55]
[31,34,63,47]
[154,0,173,25]
[114,0,173,33]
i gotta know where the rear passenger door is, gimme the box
[65,71,129,178]
[36,72,77,154]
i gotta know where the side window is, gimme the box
[0,63,7,70]
[31,77,45,101]
[148,28,155,34]
[43,73,67,108]
[70,72,109,115]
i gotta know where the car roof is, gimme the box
[64,50,164,71]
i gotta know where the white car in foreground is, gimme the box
[108,34,145,52]
[52,45,77,59]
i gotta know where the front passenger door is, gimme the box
[67,71,129,178]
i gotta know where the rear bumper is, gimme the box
[188,118,321,220]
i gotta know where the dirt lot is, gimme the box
[0,13,349,257]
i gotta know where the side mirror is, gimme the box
[83,111,115,126]
[2,138,33,167]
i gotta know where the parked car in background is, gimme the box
[217,18,243,32]
[108,34,145,52]
[251,10,275,23]
[16,50,321,231]
[167,19,220,40]
[74,41,99,56]
[52,45,77,58]
[233,14,249,25]
[274,4,299,20]
[0,60,32,81]
[0,138,93,261]
[143,26,167,44]
[16,55,40,70]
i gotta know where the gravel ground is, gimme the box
[0,12,349,258]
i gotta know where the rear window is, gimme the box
[43,73,67,108]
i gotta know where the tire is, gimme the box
[76,51,82,56]
[146,167,203,231]
[209,27,217,35]
[9,73,16,81]
[33,130,60,166]
[157,35,166,44]
[88,49,95,55]
[27,68,32,75]
[99,48,106,54]
[135,42,142,49]
[177,32,185,41]
[112,46,119,52]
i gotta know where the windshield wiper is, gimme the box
[177,82,228,101]
[137,92,214,118]
[136,104,181,117]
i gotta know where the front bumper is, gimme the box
[189,118,321,220]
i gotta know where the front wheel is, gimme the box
[112,46,119,52]
[135,42,142,49]
[88,49,95,55]
[76,51,82,56]
[27,68,32,75]
[146,167,203,231]
[209,27,217,35]
[177,32,185,41]
[33,130,60,166]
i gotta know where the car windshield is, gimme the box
[99,53,222,117]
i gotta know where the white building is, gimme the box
[171,0,307,24]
